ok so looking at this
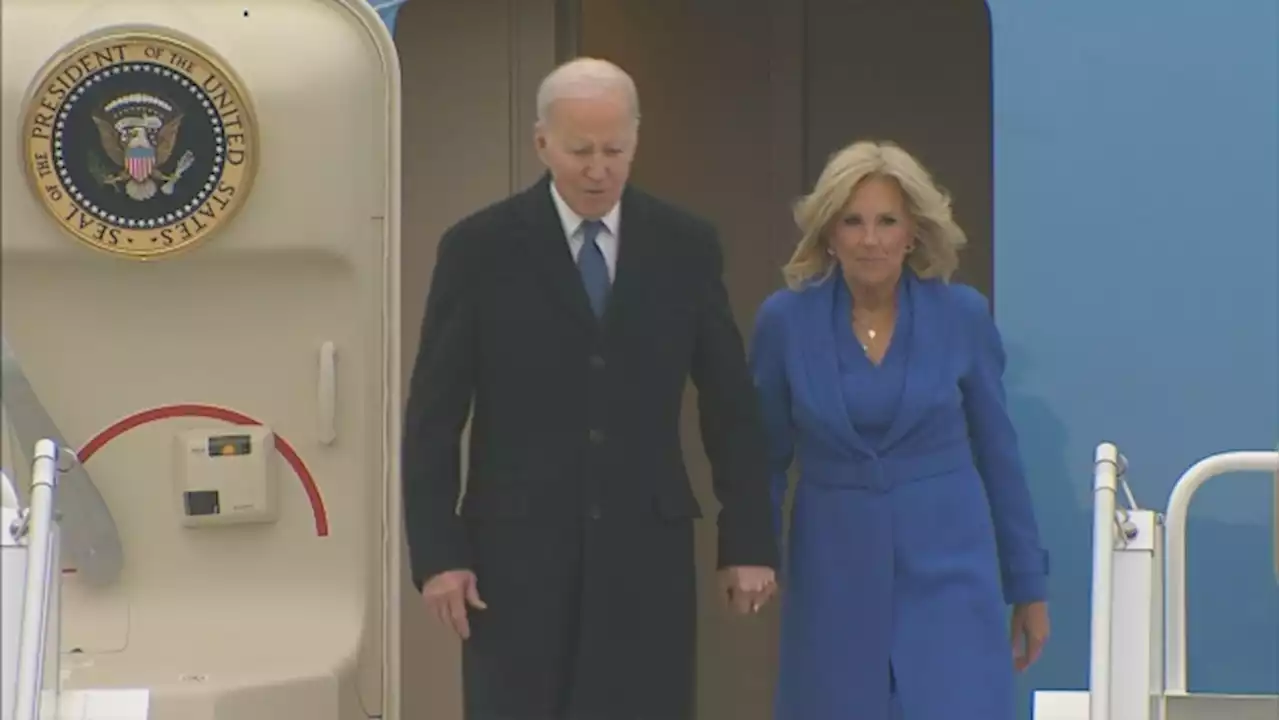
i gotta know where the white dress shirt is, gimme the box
[550,182,620,283]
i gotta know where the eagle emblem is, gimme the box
[90,93,196,201]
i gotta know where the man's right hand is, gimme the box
[422,569,486,639]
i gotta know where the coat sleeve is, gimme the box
[954,285,1050,605]
[747,292,795,545]
[689,229,780,570]
[402,224,477,592]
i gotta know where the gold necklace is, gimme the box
[862,330,877,352]
[853,321,881,352]
[851,290,895,352]
[852,311,891,353]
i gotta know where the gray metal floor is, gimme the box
[1163,694,1278,720]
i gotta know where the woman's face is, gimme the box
[828,175,915,290]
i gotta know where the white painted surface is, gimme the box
[49,690,149,720]
[1031,690,1088,720]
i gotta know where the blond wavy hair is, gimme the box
[783,140,968,290]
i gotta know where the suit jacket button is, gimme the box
[587,505,602,520]
[589,354,606,369]
[588,429,605,444]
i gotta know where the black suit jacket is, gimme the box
[403,175,778,590]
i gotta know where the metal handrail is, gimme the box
[1089,442,1123,720]
[10,439,60,720]
[1163,450,1279,695]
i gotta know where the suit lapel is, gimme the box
[516,175,597,330]
[797,275,873,457]
[879,274,945,450]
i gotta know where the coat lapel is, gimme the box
[879,274,946,450]
[598,186,660,335]
[515,174,597,330]
[796,275,873,457]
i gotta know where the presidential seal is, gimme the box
[21,32,257,259]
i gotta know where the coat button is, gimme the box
[589,354,606,369]
[587,504,602,520]
[588,429,605,444]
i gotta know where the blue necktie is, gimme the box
[577,220,610,318]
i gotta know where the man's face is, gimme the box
[534,92,637,219]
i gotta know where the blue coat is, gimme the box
[749,271,1049,720]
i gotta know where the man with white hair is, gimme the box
[402,57,778,719]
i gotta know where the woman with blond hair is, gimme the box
[750,140,1051,719]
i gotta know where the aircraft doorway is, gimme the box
[396,1,991,717]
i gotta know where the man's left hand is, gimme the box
[718,566,777,615]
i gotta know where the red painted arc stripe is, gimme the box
[75,403,329,537]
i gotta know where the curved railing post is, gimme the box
[1163,450,1279,695]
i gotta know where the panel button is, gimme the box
[588,429,605,444]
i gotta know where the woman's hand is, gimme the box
[1010,601,1050,672]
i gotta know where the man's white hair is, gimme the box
[535,57,641,126]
